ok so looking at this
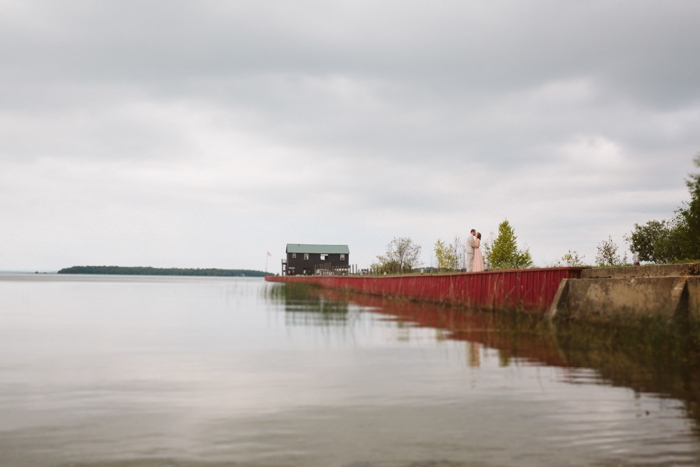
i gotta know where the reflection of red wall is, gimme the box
[267,268,583,313]
[328,290,572,368]
[303,289,700,426]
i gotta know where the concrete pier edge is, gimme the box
[548,263,700,322]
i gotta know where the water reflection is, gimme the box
[1,276,698,466]
[266,282,355,327]
[467,341,480,368]
[271,283,700,431]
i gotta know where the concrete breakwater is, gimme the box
[265,263,700,322]
[548,263,700,322]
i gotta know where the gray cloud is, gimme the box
[1,0,699,270]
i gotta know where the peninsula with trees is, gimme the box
[57,266,271,277]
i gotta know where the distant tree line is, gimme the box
[57,266,272,277]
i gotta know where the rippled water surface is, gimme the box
[1,275,699,466]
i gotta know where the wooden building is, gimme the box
[282,244,350,276]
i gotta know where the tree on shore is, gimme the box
[434,238,458,270]
[485,220,533,270]
[561,250,585,266]
[627,154,700,263]
[372,237,422,274]
[595,236,627,266]
[676,153,700,259]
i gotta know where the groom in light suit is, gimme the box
[466,229,477,272]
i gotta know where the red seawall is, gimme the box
[265,267,584,313]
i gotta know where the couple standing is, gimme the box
[466,229,484,273]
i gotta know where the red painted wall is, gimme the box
[265,268,583,313]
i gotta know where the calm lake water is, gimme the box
[1,275,699,466]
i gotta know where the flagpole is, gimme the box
[265,252,273,275]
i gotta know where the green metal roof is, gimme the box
[286,244,349,254]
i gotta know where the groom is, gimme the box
[466,229,477,272]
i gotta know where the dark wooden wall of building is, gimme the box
[286,253,349,275]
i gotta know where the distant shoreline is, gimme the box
[57,266,272,277]
[0,270,57,274]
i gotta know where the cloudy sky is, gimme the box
[1,1,699,271]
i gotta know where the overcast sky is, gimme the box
[1,1,699,271]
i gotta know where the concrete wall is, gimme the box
[581,263,700,279]
[689,277,700,320]
[549,277,700,321]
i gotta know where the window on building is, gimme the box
[292,253,296,259]
[304,254,309,260]
[340,254,345,260]
[320,254,327,260]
